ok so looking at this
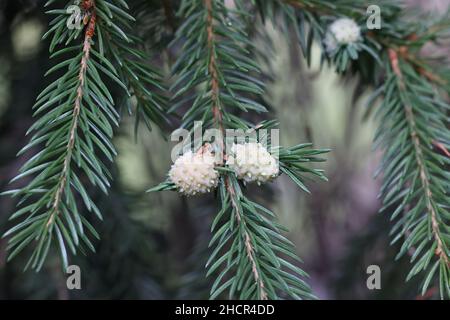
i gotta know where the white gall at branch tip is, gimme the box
[324,18,361,53]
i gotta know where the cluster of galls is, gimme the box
[168,143,279,196]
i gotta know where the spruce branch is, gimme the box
[221,175,268,300]
[151,0,329,300]
[47,7,97,229]
[204,0,267,298]
[265,0,450,299]
[4,0,111,271]
[2,0,168,271]
[378,49,450,298]
[388,49,446,262]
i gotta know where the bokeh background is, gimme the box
[0,0,448,299]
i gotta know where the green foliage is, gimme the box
[205,141,328,299]
[170,0,268,131]
[152,0,329,300]
[264,0,450,299]
[375,58,450,298]
[207,174,314,300]
[3,0,167,271]
[3,0,450,301]
[99,6,169,135]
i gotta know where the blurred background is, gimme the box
[0,0,448,299]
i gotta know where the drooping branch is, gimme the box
[203,0,268,299]
[266,0,450,298]
[388,49,449,268]
[4,0,150,271]
[47,9,97,228]
[152,0,326,300]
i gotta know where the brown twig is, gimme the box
[204,0,224,156]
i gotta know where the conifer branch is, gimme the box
[375,51,450,298]
[388,48,450,270]
[47,7,97,229]
[3,0,168,271]
[225,176,268,300]
[6,0,448,301]
[204,0,267,299]
[151,0,329,300]
[264,0,450,298]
